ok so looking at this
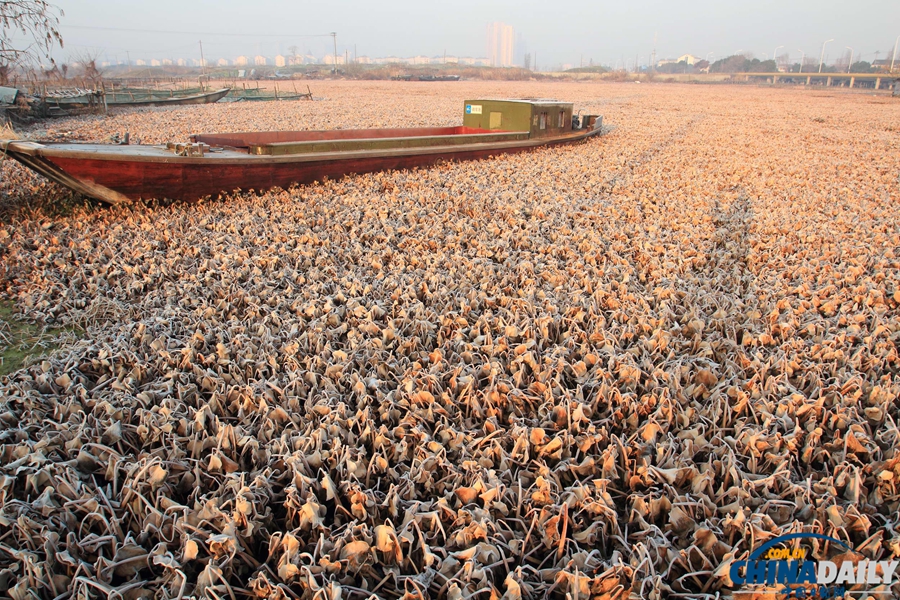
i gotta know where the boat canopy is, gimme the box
[462,99,575,138]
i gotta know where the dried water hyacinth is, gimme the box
[0,81,899,599]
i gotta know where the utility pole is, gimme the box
[845,47,853,73]
[651,31,657,72]
[330,32,337,74]
[797,50,805,74]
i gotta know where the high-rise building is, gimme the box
[487,22,515,67]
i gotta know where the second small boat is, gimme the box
[47,87,231,109]
[0,99,603,205]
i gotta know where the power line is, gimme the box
[66,42,200,53]
[63,24,334,38]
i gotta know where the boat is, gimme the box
[45,87,231,109]
[108,88,231,107]
[0,99,603,205]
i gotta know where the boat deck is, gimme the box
[250,131,529,155]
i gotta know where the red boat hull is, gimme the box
[1,126,602,204]
[44,145,534,200]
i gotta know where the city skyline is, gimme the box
[33,0,900,72]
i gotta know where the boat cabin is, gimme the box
[462,99,575,138]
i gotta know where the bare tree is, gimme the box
[70,48,102,86]
[0,1,63,84]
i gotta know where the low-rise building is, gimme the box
[658,54,700,67]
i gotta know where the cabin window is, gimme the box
[489,112,502,129]
[558,110,566,127]
[539,112,547,130]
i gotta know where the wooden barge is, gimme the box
[0,99,603,205]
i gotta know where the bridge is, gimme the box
[734,72,897,89]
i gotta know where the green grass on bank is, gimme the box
[0,300,80,377]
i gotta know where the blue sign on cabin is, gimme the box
[465,104,472,114]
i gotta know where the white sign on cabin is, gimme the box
[465,104,482,115]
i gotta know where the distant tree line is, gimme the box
[564,65,609,74]
[709,55,777,73]
[708,48,898,75]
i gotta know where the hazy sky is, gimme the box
[48,0,900,68]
